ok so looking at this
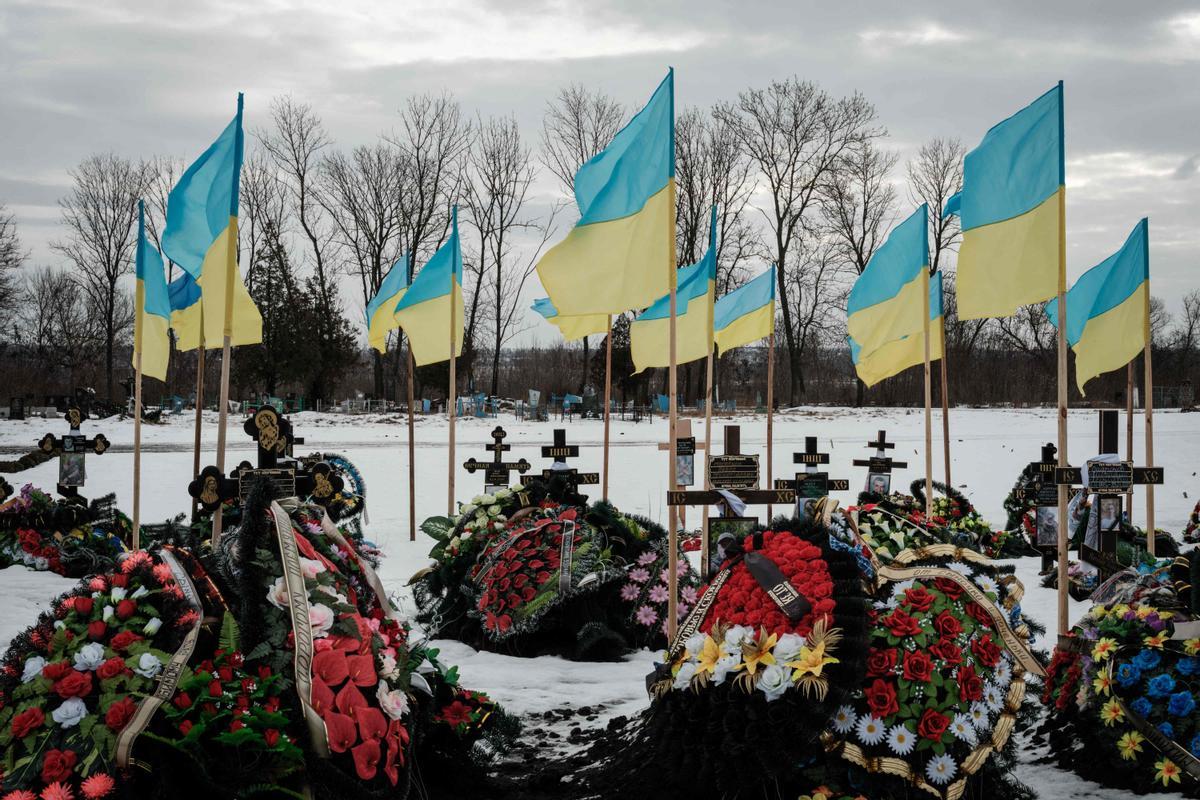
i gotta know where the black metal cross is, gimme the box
[774,435,849,499]
[852,429,908,492]
[540,428,598,488]
[243,406,294,468]
[37,405,110,500]
[464,425,531,490]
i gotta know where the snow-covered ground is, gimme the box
[1,406,1196,797]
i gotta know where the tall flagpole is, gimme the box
[602,315,613,501]
[666,69,680,643]
[1126,361,1135,524]
[701,308,715,560]
[766,333,775,517]
[447,258,457,517]
[939,313,952,487]
[190,333,205,522]
[923,271,934,523]
[1143,227,1156,556]
[132,200,145,551]
[407,340,417,541]
[212,92,244,547]
[1054,81,1069,637]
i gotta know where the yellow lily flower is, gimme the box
[1117,731,1144,760]
[695,635,723,675]
[1184,638,1200,656]
[1091,637,1118,661]
[1155,758,1182,787]
[1144,632,1168,649]
[1092,672,1112,697]
[787,641,840,681]
[1099,698,1124,726]
[738,628,778,675]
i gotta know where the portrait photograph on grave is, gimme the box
[866,471,891,495]
[1099,495,1122,530]
[1036,504,1059,548]
[706,517,756,579]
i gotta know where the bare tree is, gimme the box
[823,139,897,276]
[463,114,556,396]
[20,267,108,387]
[319,143,407,395]
[0,205,26,325]
[717,78,881,401]
[906,137,965,274]
[239,148,288,294]
[1171,289,1200,377]
[51,153,152,400]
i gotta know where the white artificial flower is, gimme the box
[266,577,289,610]
[376,684,410,720]
[20,655,46,683]
[950,713,977,745]
[461,503,477,517]
[110,586,128,601]
[983,684,1004,711]
[711,654,740,686]
[673,662,698,690]
[143,617,163,636]
[102,605,115,622]
[488,505,501,516]
[134,652,163,679]
[479,494,496,505]
[856,714,886,746]
[756,664,790,702]
[886,724,915,755]
[969,701,989,729]
[723,625,753,649]
[494,488,512,500]
[299,558,326,579]
[511,484,525,493]
[684,633,706,657]
[73,642,106,672]
[308,604,335,638]
[773,633,806,664]
[831,705,857,735]
[53,621,66,631]
[975,576,997,595]
[52,697,88,728]
[925,754,958,785]
[380,650,399,679]
[131,586,150,600]
[994,661,1012,687]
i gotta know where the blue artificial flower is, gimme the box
[1179,657,1200,677]
[1133,649,1162,671]
[1169,691,1197,717]
[1191,734,1200,758]
[1147,673,1177,699]
[1115,662,1142,688]
[1159,721,1175,739]
[1131,697,1153,717]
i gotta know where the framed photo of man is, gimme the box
[706,517,756,580]
[865,472,891,496]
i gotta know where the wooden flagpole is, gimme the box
[1126,361,1135,523]
[1054,82,1069,637]
[766,331,775,519]
[665,70,680,641]
[190,337,205,522]
[923,273,934,523]
[939,313,952,487]
[700,320,715,560]
[447,265,457,516]
[407,341,417,541]
[602,316,613,501]
[1143,235,1156,556]
[133,354,142,549]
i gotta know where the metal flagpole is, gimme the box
[602,315,613,501]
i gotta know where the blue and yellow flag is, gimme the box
[630,206,717,373]
[531,298,610,342]
[168,272,203,352]
[366,253,410,354]
[394,208,464,367]
[847,205,929,355]
[1046,219,1149,394]
[537,71,674,316]
[133,200,171,381]
[953,83,1063,320]
[851,271,944,388]
[161,93,262,347]
[713,268,775,354]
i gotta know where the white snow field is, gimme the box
[1,406,1196,798]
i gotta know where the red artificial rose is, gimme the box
[105,698,137,732]
[957,664,983,702]
[325,712,358,753]
[208,680,223,698]
[971,634,1002,668]
[902,650,934,683]
[218,666,234,682]
[179,720,193,735]
[933,611,963,639]
[902,587,935,613]
[109,631,142,651]
[352,739,381,780]
[917,708,951,741]
[11,707,45,738]
[173,692,193,710]
[229,719,246,733]
[42,660,72,681]
[54,669,93,699]
[116,599,137,620]
[864,678,900,719]
[264,728,281,747]
[97,658,126,681]
[88,621,108,640]
[932,577,962,599]
[866,648,898,677]
[882,609,921,638]
[40,748,78,784]
[965,601,993,627]
[74,597,94,616]
[930,639,963,666]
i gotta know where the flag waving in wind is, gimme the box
[161,93,262,347]
[630,205,717,373]
[951,83,1064,320]
[537,71,674,316]
[713,268,775,354]
[847,205,930,355]
[851,271,944,388]
[394,209,464,366]
[531,298,610,342]
[1047,219,1150,394]
[367,253,410,353]
[132,200,171,381]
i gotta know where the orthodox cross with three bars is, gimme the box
[38,405,110,499]
[774,436,850,499]
[668,426,793,509]
[540,428,599,488]
[464,426,531,490]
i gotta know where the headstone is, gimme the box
[9,397,24,421]
[463,426,531,493]
[852,430,908,495]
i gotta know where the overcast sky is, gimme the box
[1,0,1197,338]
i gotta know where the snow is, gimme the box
[2,406,1197,796]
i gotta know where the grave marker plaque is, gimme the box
[464,426,531,492]
[539,429,599,489]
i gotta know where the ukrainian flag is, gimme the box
[536,71,674,316]
[630,206,716,373]
[713,268,774,354]
[161,93,262,347]
[851,271,944,388]
[132,200,171,381]
[394,208,464,367]
[1046,219,1149,394]
[531,298,609,342]
[366,253,410,354]
[847,204,929,355]
[954,83,1064,320]
[168,272,204,352]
